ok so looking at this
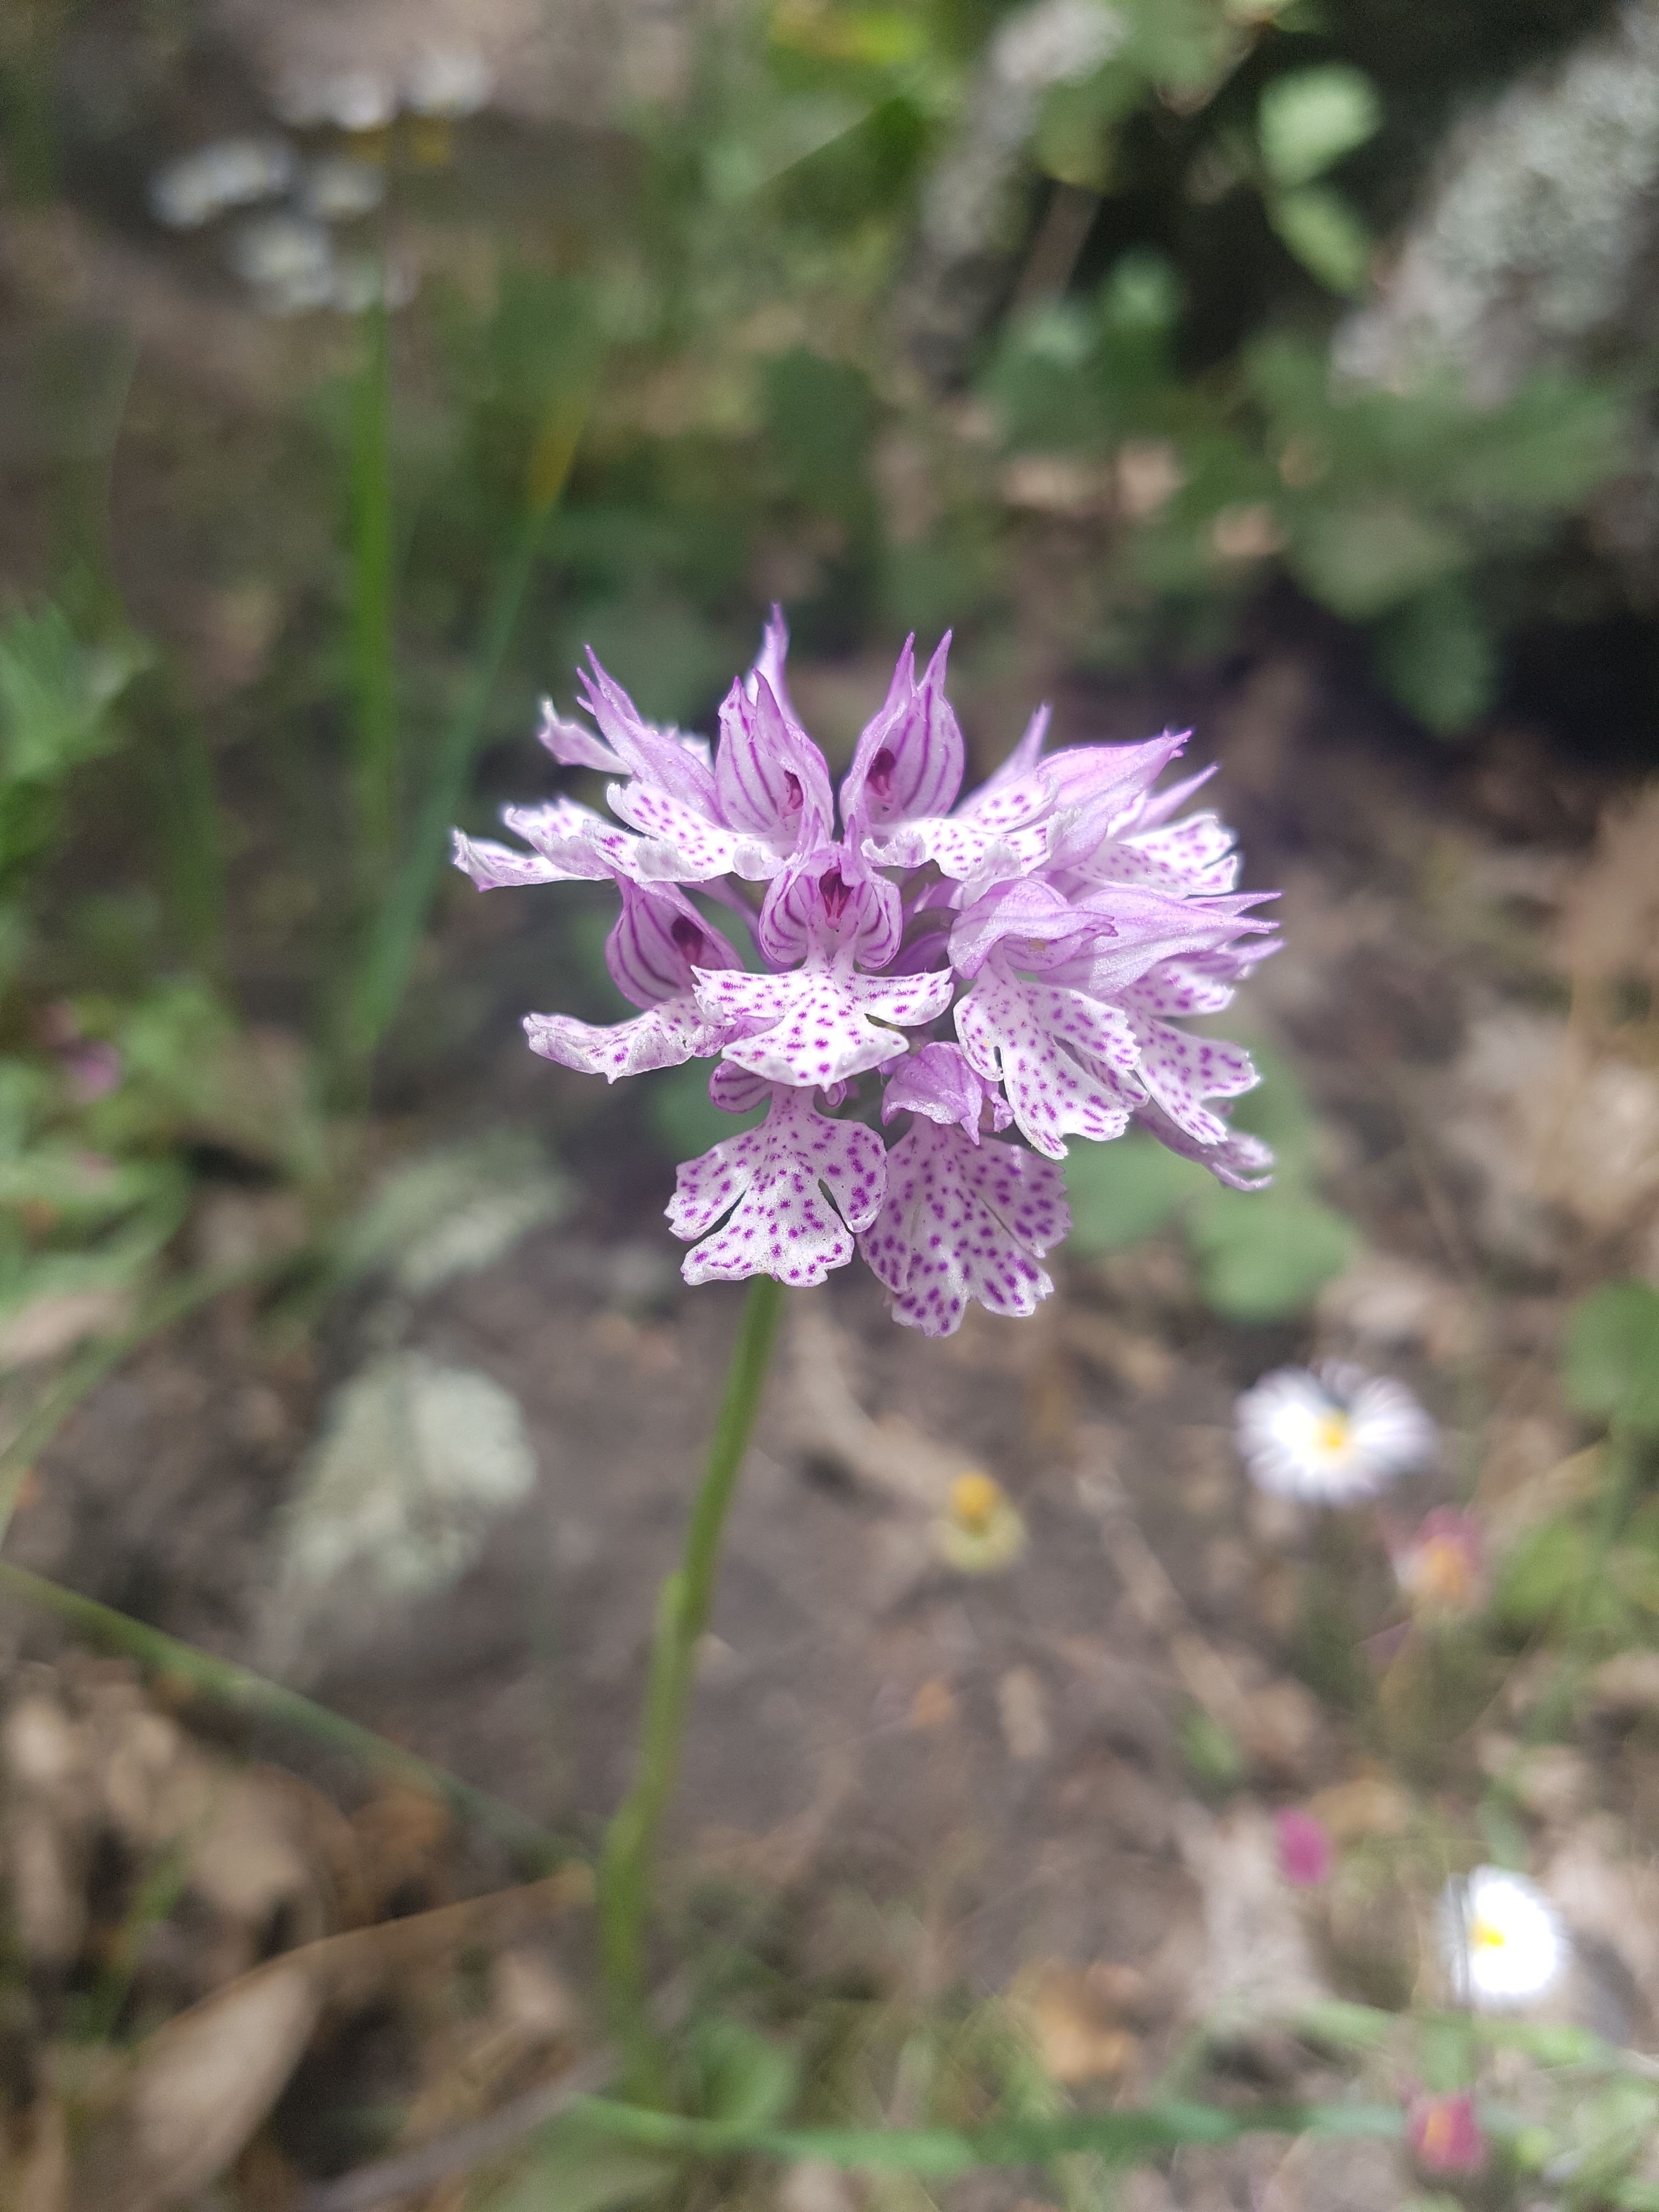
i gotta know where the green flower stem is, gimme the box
[349,295,397,905]
[598,1273,786,2076]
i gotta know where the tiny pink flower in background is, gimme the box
[1274,1806,1333,1887]
[455,610,1279,1333]
[1235,1361,1437,1502]
[1391,1506,1487,1619]
[37,1002,123,1102]
[1406,2089,1487,2176]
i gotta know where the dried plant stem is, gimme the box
[0,1560,568,1868]
[597,1273,786,2079]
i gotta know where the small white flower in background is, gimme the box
[149,137,296,229]
[274,65,398,133]
[405,44,494,119]
[1437,1865,1566,2008]
[229,212,336,315]
[300,155,386,223]
[1234,1359,1437,1502]
[330,251,417,318]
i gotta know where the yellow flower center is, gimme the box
[1419,2106,1458,2160]
[1313,1411,1352,1459]
[1418,1538,1474,1605]
[1470,1914,1507,1953]
[949,1472,1003,1535]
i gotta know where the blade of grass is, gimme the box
[0,1560,575,1871]
[350,295,398,902]
[557,2091,1403,2170]
[342,382,592,1075]
[143,669,228,972]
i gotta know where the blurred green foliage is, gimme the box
[1064,1041,1356,1319]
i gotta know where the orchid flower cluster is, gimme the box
[453,614,1277,1335]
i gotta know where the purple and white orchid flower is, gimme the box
[453,612,1278,1334]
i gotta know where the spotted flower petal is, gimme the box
[860,1119,1068,1335]
[696,961,954,1088]
[955,959,1142,1158]
[669,1086,886,1286]
[524,998,728,1082]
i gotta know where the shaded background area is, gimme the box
[4,3,1659,2208]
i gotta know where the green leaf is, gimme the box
[1372,585,1498,735]
[1178,1702,1247,1790]
[1187,1188,1355,1322]
[483,2114,678,2212]
[1563,1282,1659,1434]
[1101,250,1184,334]
[0,605,146,787]
[1267,185,1373,295]
[647,1062,765,1165]
[1292,2000,1396,2053]
[690,2018,799,2133]
[1493,1517,1590,1634]
[1414,2011,1477,2093]
[1034,64,1142,190]
[1285,501,1465,618]
[1258,67,1382,188]
[763,348,879,507]
[1064,1133,1205,1254]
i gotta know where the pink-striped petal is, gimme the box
[881,1040,999,1138]
[537,699,625,774]
[859,1121,1068,1336]
[842,634,964,827]
[669,1087,887,1286]
[578,656,719,810]
[715,674,832,849]
[605,881,742,1009]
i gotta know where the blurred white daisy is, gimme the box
[300,155,386,223]
[273,66,398,133]
[149,137,296,229]
[1437,1866,1566,2008]
[405,45,494,119]
[228,213,336,315]
[1235,1360,1436,1502]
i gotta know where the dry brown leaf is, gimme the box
[1010,1962,1139,2085]
[1559,783,1659,1002]
[785,1297,976,1508]
[70,1951,324,2212]
[1588,1647,1659,1719]
[1,2086,70,2212]
[1305,1775,1414,1842]
[69,1869,589,2212]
